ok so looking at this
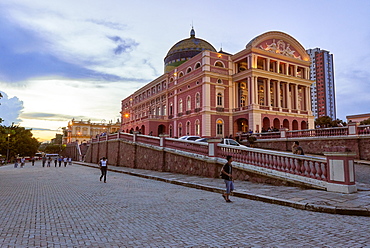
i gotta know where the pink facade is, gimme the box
[121,30,314,137]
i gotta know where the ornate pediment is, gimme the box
[258,39,302,60]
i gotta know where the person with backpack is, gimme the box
[220,155,234,203]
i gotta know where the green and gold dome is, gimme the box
[164,28,216,73]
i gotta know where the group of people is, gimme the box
[41,156,72,167]
[13,157,26,168]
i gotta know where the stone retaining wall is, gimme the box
[79,139,302,187]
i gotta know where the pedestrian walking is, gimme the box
[14,159,18,168]
[20,157,25,168]
[58,156,63,167]
[63,157,68,167]
[68,157,72,165]
[42,156,47,167]
[54,157,58,167]
[47,157,52,167]
[31,157,35,166]
[220,155,234,203]
[99,157,108,183]
[292,141,304,155]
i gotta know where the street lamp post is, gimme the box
[6,134,10,164]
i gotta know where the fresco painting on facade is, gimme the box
[121,29,315,138]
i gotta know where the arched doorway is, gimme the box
[235,118,248,133]
[141,125,145,135]
[292,120,299,130]
[301,121,307,130]
[262,117,270,132]
[273,118,280,130]
[158,125,166,135]
[283,119,289,129]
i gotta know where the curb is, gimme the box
[77,162,370,217]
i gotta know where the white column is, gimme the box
[276,81,281,108]
[254,76,258,104]
[266,79,271,106]
[248,77,252,105]
[285,63,289,75]
[305,86,310,111]
[294,84,298,110]
[294,65,297,77]
[286,83,291,110]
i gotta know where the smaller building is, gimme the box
[65,119,121,144]
[346,113,370,123]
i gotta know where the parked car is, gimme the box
[195,138,210,143]
[195,137,245,146]
[221,138,244,146]
[178,136,201,141]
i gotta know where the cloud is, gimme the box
[20,112,96,122]
[336,68,370,119]
[107,35,139,55]
[0,11,126,83]
[87,19,126,31]
[0,91,24,125]
[0,3,158,84]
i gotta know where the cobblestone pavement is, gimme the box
[1,161,370,247]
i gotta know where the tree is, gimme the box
[315,116,346,128]
[315,116,333,128]
[39,143,66,154]
[360,118,370,125]
[0,93,3,123]
[0,124,40,160]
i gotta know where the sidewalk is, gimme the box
[76,161,370,217]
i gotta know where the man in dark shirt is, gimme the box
[220,155,234,203]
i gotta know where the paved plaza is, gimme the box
[1,161,370,247]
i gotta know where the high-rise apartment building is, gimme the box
[306,48,336,120]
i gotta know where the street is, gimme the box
[0,161,369,247]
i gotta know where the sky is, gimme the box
[1,0,370,142]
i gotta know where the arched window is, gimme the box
[195,119,200,136]
[179,99,183,113]
[217,93,223,106]
[178,72,184,78]
[216,119,224,136]
[187,96,191,110]
[187,67,192,73]
[169,125,173,137]
[215,61,224,67]
[217,79,223,84]
[178,123,183,137]
[186,121,191,135]
[169,103,173,115]
[195,62,201,69]
[195,93,200,108]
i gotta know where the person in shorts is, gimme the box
[220,155,234,203]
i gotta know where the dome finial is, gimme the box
[190,23,195,37]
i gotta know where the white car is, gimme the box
[178,136,201,141]
[220,138,244,146]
